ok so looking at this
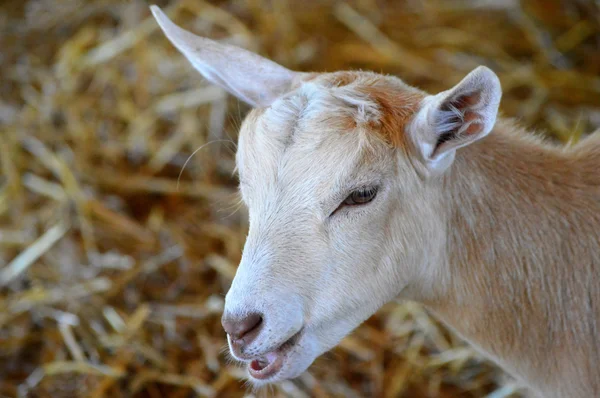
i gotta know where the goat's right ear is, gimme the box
[409,66,502,174]
[150,5,299,107]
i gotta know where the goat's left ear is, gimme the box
[150,5,299,107]
[410,66,502,173]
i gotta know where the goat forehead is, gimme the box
[237,72,421,203]
[238,72,423,169]
[258,135,368,194]
[266,85,375,141]
[240,84,379,169]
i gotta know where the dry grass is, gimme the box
[1,0,599,397]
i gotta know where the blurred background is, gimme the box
[1,0,599,397]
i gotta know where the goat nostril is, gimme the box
[221,312,263,341]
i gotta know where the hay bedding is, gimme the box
[0,0,599,396]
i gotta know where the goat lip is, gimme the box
[247,328,303,381]
[248,352,284,380]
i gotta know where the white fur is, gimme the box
[229,82,413,382]
[151,6,298,107]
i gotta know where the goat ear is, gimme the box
[150,5,298,107]
[410,66,502,173]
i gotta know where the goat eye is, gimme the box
[343,187,378,206]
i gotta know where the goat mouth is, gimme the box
[247,329,302,380]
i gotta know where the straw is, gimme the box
[1,0,598,396]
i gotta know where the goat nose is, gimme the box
[221,312,263,341]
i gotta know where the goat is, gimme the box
[151,6,600,397]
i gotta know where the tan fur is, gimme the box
[359,82,425,148]
[417,122,600,397]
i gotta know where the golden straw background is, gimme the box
[1,0,599,396]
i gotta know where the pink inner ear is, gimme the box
[464,111,482,136]
[456,91,481,106]
[464,121,483,136]
[456,91,483,136]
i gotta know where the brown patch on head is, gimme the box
[326,71,360,87]
[316,72,425,145]
[281,71,425,150]
[359,81,425,148]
